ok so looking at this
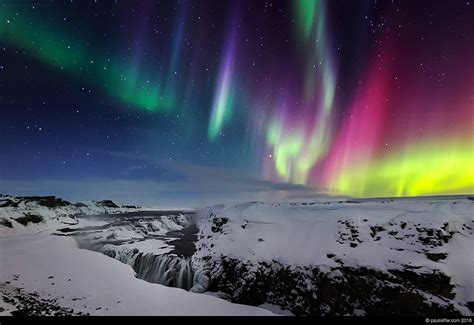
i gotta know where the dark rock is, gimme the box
[426,253,448,262]
[2,287,80,316]
[13,214,44,226]
[370,225,385,238]
[18,196,71,208]
[466,302,474,313]
[211,215,228,233]
[0,218,13,228]
[388,269,455,299]
[95,200,119,208]
[0,199,19,208]
[11,309,28,316]
[206,256,461,316]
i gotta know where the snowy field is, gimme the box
[0,196,272,316]
[0,228,273,316]
[196,198,474,298]
[193,196,474,315]
[1,194,472,316]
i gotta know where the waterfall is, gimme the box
[133,253,195,290]
[177,259,194,289]
[101,246,196,290]
[75,212,200,291]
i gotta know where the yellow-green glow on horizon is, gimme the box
[332,139,474,197]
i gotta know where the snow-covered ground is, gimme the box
[195,199,473,283]
[0,230,272,315]
[0,195,272,316]
[193,197,474,315]
[0,195,143,238]
[1,193,472,316]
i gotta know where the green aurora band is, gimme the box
[1,2,472,198]
[266,0,336,185]
[0,7,174,112]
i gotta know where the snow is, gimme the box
[0,230,273,315]
[72,216,193,248]
[0,286,16,316]
[258,303,294,316]
[0,194,273,315]
[443,231,474,303]
[1,193,472,315]
[194,197,474,305]
[0,195,146,223]
[74,200,145,215]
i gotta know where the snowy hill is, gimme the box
[0,194,145,235]
[73,199,146,215]
[192,197,474,316]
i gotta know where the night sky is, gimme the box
[0,0,473,206]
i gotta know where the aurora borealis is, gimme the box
[0,0,473,203]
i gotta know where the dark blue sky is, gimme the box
[1,0,472,205]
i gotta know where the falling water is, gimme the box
[74,212,199,291]
[134,253,195,290]
[101,245,196,290]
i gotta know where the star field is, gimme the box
[0,0,472,202]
